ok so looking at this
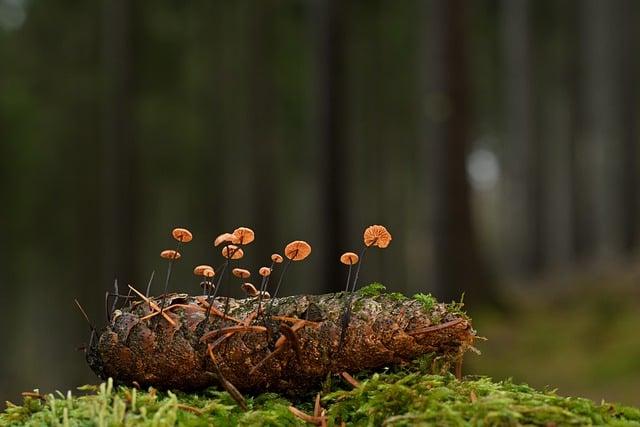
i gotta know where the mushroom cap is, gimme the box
[241,282,259,297]
[259,266,272,277]
[340,252,359,265]
[172,227,193,243]
[160,249,181,260]
[271,253,284,263]
[363,225,392,248]
[284,240,312,261]
[214,233,240,247]
[233,227,255,245]
[232,268,251,279]
[222,245,244,260]
[193,265,215,277]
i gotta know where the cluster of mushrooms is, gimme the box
[154,224,391,326]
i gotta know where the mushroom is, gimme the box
[233,227,255,245]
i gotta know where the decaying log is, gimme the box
[87,290,475,394]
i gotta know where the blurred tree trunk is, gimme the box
[501,0,544,276]
[426,0,494,304]
[313,0,348,293]
[579,0,623,259]
[101,0,139,292]
[618,0,638,254]
[248,2,278,265]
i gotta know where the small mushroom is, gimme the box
[172,227,193,243]
[222,245,244,260]
[232,268,251,279]
[160,249,181,260]
[214,233,240,247]
[241,282,260,297]
[258,267,272,277]
[340,252,359,265]
[271,253,284,263]
[284,241,312,261]
[193,265,215,277]
[233,227,255,245]
[363,225,392,248]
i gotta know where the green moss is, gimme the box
[4,367,640,426]
[412,293,436,311]
[387,292,407,302]
[357,282,386,297]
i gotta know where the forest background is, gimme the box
[1,0,639,407]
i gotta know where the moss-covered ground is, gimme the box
[3,360,640,426]
[4,280,639,426]
[467,271,640,407]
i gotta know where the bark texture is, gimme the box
[87,291,475,394]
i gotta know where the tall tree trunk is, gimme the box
[618,0,638,254]
[248,2,278,267]
[101,0,139,294]
[580,0,623,260]
[313,0,348,293]
[427,0,493,304]
[501,0,544,276]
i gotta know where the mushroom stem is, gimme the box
[110,279,119,316]
[256,260,276,318]
[338,246,368,351]
[266,257,292,317]
[158,241,182,316]
[203,257,230,325]
[349,246,368,293]
[343,263,353,293]
[74,299,96,333]
[145,270,156,297]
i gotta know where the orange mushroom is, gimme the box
[193,265,215,277]
[172,227,193,243]
[233,227,255,245]
[160,249,181,260]
[271,253,284,263]
[214,233,240,247]
[222,245,244,260]
[340,252,359,265]
[232,268,251,279]
[259,267,272,277]
[363,225,392,248]
[284,241,312,261]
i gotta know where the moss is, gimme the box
[413,293,436,311]
[357,282,386,297]
[387,292,406,302]
[4,366,640,427]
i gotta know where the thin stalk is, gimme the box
[110,279,119,315]
[145,270,156,297]
[339,246,368,351]
[159,241,182,316]
[255,260,276,319]
[349,246,368,293]
[203,254,231,325]
[266,258,292,317]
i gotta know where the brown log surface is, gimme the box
[87,291,475,394]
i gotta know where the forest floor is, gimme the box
[468,266,640,407]
[2,363,640,426]
[2,275,639,426]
